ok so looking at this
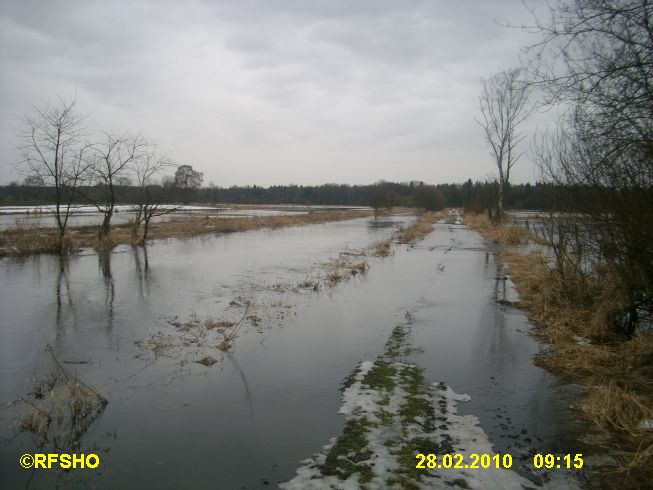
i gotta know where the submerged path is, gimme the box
[0,217,588,489]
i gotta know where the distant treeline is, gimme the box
[0,180,558,210]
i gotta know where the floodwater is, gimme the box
[0,216,589,489]
[0,205,324,230]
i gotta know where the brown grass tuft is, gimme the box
[576,380,653,435]
[0,222,78,257]
[464,213,534,246]
[394,212,442,244]
[20,407,51,440]
[205,320,236,330]
[371,239,392,257]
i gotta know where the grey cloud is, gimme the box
[1,0,541,185]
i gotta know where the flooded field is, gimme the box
[0,216,590,488]
[0,205,343,230]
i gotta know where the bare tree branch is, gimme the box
[476,68,532,220]
[15,96,91,252]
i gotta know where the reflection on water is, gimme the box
[55,256,74,334]
[98,252,115,330]
[132,246,151,299]
[0,216,588,489]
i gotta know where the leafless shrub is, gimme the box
[527,0,653,329]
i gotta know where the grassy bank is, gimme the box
[466,213,653,488]
[0,209,379,257]
[394,211,442,243]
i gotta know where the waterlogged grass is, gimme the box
[376,407,394,426]
[322,418,374,484]
[281,354,509,490]
[377,394,390,406]
[325,362,437,488]
[399,366,436,432]
[394,212,442,244]
[384,326,409,359]
[384,324,422,361]
[362,361,397,392]
[387,437,443,489]
[288,355,441,488]
[399,365,425,394]
[400,395,435,432]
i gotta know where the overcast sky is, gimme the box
[0,0,548,187]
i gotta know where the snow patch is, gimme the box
[281,360,579,489]
[572,335,592,345]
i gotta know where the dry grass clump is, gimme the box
[322,258,369,287]
[326,271,345,287]
[197,355,219,366]
[140,313,248,359]
[501,248,609,341]
[394,212,442,244]
[613,442,653,489]
[371,239,392,257]
[94,233,118,253]
[205,320,236,330]
[464,213,534,246]
[0,223,78,257]
[20,406,53,440]
[298,279,320,291]
[349,261,369,276]
[136,333,179,359]
[577,380,653,435]
[67,380,105,422]
[10,347,107,448]
[537,333,653,385]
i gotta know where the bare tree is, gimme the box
[86,132,146,237]
[16,97,91,252]
[477,68,531,220]
[130,142,180,244]
[526,0,653,319]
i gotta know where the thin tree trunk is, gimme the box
[496,179,504,222]
[100,210,113,237]
[141,216,151,243]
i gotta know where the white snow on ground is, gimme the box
[572,335,592,345]
[281,360,581,490]
[639,419,653,430]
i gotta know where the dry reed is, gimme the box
[0,223,78,256]
[394,212,442,244]
[464,213,535,246]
